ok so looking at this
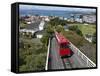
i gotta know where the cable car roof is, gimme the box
[55,32,69,44]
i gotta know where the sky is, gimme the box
[19,5,96,12]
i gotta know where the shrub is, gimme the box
[68,25,83,36]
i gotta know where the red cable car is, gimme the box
[55,32,73,58]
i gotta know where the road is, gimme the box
[48,37,89,70]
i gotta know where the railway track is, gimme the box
[48,37,92,70]
[62,58,73,69]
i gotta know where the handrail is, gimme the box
[70,42,96,67]
[45,38,51,70]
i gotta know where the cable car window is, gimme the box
[60,44,69,48]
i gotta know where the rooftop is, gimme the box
[35,30,45,35]
[25,21,40,30]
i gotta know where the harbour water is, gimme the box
[19,9,95,18]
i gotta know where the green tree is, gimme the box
[40,33,49,46]
[76,29,83,36]
[69,25,83,36]
[68,25,78,31]
[56,25,64,33]
[45,24,54,35]
[19,21,27,29]
[92,32,96,44]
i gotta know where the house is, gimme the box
[83,15,96,23]
[19,21,41,34]
[34,30,44,38]
[63,24,69,31]
[64,17,67,20]
[44,17,50,22]
[39,21,45,31]
[75,18,83,23]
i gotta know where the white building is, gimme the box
[83,15,96,23]
[45,17,50,22]
[39,21,45,31]
[75,18,83,23]
[35,30,44,38]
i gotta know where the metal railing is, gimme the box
[70,42,96,67]
[45,38,51,70]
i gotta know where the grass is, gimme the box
[69,23,96,35]
[62,31,86,47]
